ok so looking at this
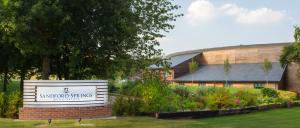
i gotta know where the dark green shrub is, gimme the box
[113,73,179,115]
[138,77,177,112]
[5,91,22,118]
[0,92,6,117]
[173,86,190,111]
[120,81,139,96]
[112,96,127,116]
[207,89,235,110]
[108,83,118,93]
[235,90,258,107]
[112,96,141,116]
[261,88,278,98]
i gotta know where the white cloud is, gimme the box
[186,1,287,25]
[220,4,246,16]
[186,0,216,25]
[220,4,285,24]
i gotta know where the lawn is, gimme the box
[0,107,300,128]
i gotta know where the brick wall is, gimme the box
[19,106,112,120]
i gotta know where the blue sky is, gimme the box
[158,0,300,54]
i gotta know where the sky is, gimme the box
[158,0,300,55]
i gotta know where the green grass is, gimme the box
[1,107,300,128]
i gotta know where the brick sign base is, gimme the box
[19,106,111,120]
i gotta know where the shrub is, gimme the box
[278,91,297,103]
[173,86,191,111]
[108,82,118,93]
[113,74,179,115]
[5,91,22,118]
[258,96,279,104]
[138,77,178,112]
[112,96,142,116]
[234,90,258,107]
[0,92,6,117]
[261,88,278,98]
[207,89,235,110]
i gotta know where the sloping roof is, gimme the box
[149,52,201,69]
[175,62,285,82]
[167,42,291,58]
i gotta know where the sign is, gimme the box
[36,86,96,102]
[23,80,108,108]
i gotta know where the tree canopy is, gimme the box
[0,0,181,91]
[280,26,300,80]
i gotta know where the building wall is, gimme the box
[169,43,300,92]
[177,81,278,89]
[285,63,300,93]
[199,44,285,65]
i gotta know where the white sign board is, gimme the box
[23,80,108,108]
[36,86,96,102]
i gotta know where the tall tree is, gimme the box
[7,0,181,80]
[0,0,19,92]
[223,58,231,87]
[188,59,198,85]
[261,58,272,87]
[280,26,300,79]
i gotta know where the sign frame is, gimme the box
[23,80,108,108]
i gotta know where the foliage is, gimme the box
[173,85,199,111]
[258,96,280,105]
[278,91,297,102]
[188,59,198,84]
[112,96,142,116]
[0,91,21,118]
[223,58,231,86]
[261,88,278,98]
[207,89,235,110]
[5,91,21,118]
[0,92,6,117]
[280,26,300,80]
[0,0,181,80]
[113,74,179,115]
[261,59,272,85]
[137,76,178,112]
[114,80,297,115]
[234,90,258,107]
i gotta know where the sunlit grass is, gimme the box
[1,107,300,128]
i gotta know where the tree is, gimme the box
[223,58,231,87]
[4,0,181,80]
[280,26,300,80]
[188,59,198,85]
[261,58,272,87]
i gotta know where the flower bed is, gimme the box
[147,103,300,119]
[112,76,298,116]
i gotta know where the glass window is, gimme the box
[199,83,206,87]
[254,83,265,88]
[224,82,232,88]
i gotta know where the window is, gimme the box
[254,83,265,88]
[224,82,232,88]
[199,83,206,87]
[163,72,169,78]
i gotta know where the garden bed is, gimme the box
[147,103,300,119]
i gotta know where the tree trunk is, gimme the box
[3,69,8,92]
[265,75,268,87]
[41,56,50,80]
[20,68,26,94]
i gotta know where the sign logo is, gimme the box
[64,88,69,93]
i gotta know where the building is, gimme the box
[151,43,300,93]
